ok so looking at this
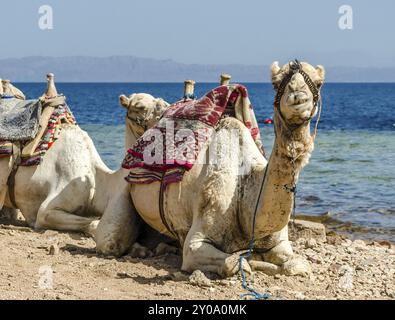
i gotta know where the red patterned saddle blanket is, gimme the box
[122,84,264,185]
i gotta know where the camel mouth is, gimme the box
[286,91,310,107]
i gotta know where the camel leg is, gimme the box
[0,157,12,210]
[0,207,19,221]
[35,207,99,236]
[95,189,140,257]
[259,225,293,265]
[182,226,251,277]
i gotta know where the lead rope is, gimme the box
[239,164,271,300]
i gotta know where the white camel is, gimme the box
[0,75,138,256]
[115,61,325,277]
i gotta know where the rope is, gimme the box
[239,164,271,300]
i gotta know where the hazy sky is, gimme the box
[2,0,394,67]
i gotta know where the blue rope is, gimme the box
[239,166,272,300]
[0,95,15,99]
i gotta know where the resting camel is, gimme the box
[115,61,325,277]
[0,75,138,256]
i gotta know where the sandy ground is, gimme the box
[0,217,394,300]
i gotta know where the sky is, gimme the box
[2,0,394,67]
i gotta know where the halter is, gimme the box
[126,112,151,132]
[274,59,322,137]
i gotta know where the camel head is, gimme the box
[1,79,26,100]
[271,60,325,127]
[119,93,169,137]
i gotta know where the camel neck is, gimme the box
[251,115,314,238]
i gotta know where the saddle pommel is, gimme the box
[184,79,196,100]
[220,74,231,86]
[45,73,58,99]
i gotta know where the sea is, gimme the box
[16,83,395,242]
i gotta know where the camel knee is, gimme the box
[96,239,124,258]
[35,210,50,229]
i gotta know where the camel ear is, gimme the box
[316,65,326,81]
[119,95,130,108]
[155,98,169,111]
[271,61,281,78]
[271,61,282,88]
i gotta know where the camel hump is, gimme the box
[0,78,3,95]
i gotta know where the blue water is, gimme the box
[16,83,395,241]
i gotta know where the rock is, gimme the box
[154,242,179,256]
[49,244,59,255]
[295,292,306,300]
[377,240,392,249]
[305,238,317,249]
[128,243,153,258]
[249,261,281,276]
[289,219,326,242]
[352,239,366,247]
[189,270,212,288]
[281,256,312,276]
[170,271,189,281]
[337,265,354,290]
[116,272,134,279]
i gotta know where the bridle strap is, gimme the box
[126,114,149,132]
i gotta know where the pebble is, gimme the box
[305,238,317,249]
[295,292,306,300]
[49,244,59,255]
[189,270,212,288]
[170,271,189,281]
[154,243,179,256]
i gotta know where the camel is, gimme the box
[0,75,138,256]
[116,61,325,277]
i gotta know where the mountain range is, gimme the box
[0,56,394,82]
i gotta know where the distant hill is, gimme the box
[0,56,394,82]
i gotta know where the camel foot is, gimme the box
[222,254,252,278]
[263,240,293,266]
[249,261,281,275]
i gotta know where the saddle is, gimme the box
[21,96,66,157]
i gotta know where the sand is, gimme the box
[0,216,393,300]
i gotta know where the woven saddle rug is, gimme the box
[122,84,264,185]
[0,98,42,141]
[0,104,77,166]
